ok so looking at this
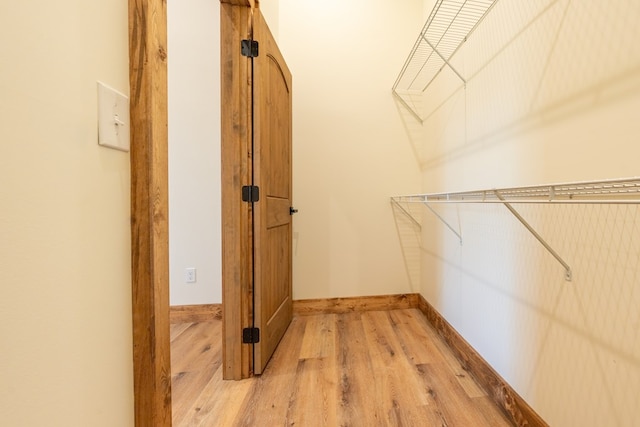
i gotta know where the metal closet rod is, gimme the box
[391,177,640,282]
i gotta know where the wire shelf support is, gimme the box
[391,178,640,282]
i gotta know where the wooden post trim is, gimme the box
[293,294,420,315]
[170,304,223,324]
[220,0,255,8]
[129,0,171,425]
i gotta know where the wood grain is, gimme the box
[220,0,255,7]
[293,293,420,315]
[335,312,379,425]
[233,317,306,426]
[128,0,171,425]
[417,294,549,427]
[289,315,338,426]
[252,7,294,375]
[220,1,253,380]
[169,304,222,324]
[170,322,222,423]
[171,310,516,426]
[266,197,291,228]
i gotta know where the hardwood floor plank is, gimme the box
[176,365,253,427]
[233,317,305,426]
[170,322,222,423]
[171,309,517,426]
[414,362,479,427]
[170,322,192,342]
[418,296,546,426]
[335,312,382,426]
[432,347,488,398]
[473,395,516,426]
[362,311,429,406]
[387,308,447,365]
[420,315,488,399]
[416,362,488,426]
[287,314,338,426]
[299,313,335,359]
[360,311,432,425]
[171,321,221,374]
[285,357,338,427]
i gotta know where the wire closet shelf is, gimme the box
[391,178,640,282]
[392,178,640,205]
[392,0,498,122]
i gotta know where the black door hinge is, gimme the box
[242,185,260,203]
[241,39,259,57]
[242,327,260,344]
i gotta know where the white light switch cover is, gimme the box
[97,81,130,152]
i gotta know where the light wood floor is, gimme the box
[170,309,513,426]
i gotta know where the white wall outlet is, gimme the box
[97,81,130,152]
[185,267,197,283]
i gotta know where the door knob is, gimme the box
[289,207,298,215]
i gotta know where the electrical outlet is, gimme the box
[185,268,196,283]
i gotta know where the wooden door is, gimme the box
[252,8,293,374]
[220,2,292,379]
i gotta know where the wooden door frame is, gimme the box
[128,0,256,425]
[129,0,171,425]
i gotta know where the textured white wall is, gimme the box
[0,1,133,426]
[168,0,222,305]
[411,1,640,425]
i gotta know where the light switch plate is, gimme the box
[97,81,130,152]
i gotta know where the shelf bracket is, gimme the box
[392,91,424,123]
[495,191,572,281]
[391,199,422,230]
[423,202,463,245]
[421,36,467,87]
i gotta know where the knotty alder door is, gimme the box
[220,2,293,379]
[251,9,293,375]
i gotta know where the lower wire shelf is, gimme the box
[392,177,640,205]
[391,177,640,281]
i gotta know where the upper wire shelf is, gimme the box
[392,0,498,122]
[392,178,640,205]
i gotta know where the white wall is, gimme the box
[0,2,133,426]
[260,0,280,36]
[168,0,222,305]
[277,0,424,299]
[411,0,640,425]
